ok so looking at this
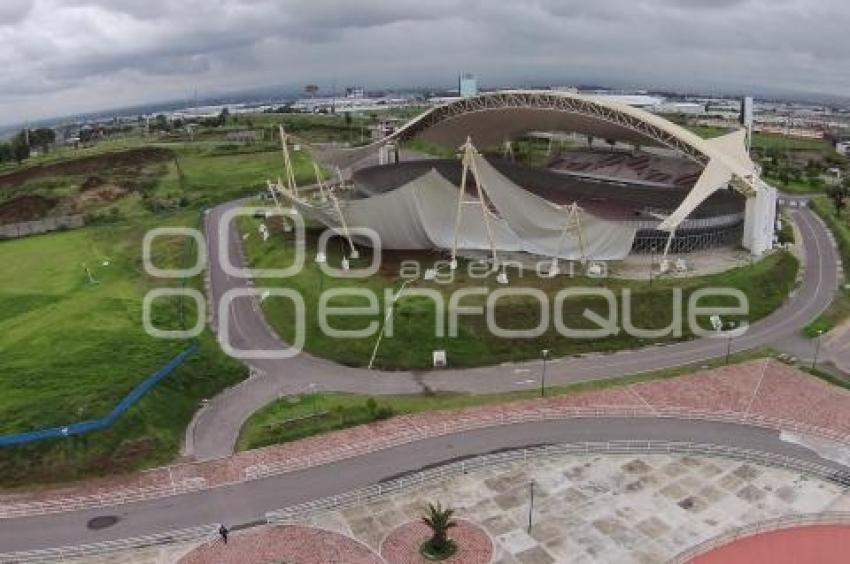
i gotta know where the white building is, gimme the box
[459,73,478,98]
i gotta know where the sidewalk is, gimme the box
[3,358,850,517]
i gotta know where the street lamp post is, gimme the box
[649,245,657,287]
[812,330,824,370]
[540,349,549,398]
[725,321,736,365]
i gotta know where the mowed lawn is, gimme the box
[239,213,798,370]
[0,214,245,486]
[0,221,180,431]
[0,141,315,486]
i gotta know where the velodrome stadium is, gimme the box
[283,90,778,268]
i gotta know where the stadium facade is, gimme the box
[287,90,777,264]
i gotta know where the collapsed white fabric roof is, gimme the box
[467,150,637,260]
[294,153,637,261]
[344,168,522,252]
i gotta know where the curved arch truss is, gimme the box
[394,91,710,166]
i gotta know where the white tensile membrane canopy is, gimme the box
[658,129,755,232]
[342,167,523,252]
[464,145,637,260]
[293,142,637,261]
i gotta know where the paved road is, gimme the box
[2,418,848,553]
[191,204,840,459]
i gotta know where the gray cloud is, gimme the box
[1,0,849,125]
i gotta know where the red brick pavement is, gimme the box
[3,359,850,513]
[178,524,382,564]
[380,520,493,564]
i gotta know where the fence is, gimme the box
[0,215,84,240]
[5,405,850,519]
[0,524,218,564]
[0,345,198,448]
[668,512,850,563]
[241,405,850,481]
[264,440,850,524]
[3,441,847,563]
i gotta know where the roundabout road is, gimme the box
[191,203,841,459]
[1,418,848,553]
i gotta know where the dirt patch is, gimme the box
[71,184,128,210]
[80,175,106,191]
[0,195,57,224]
[0,147,174,190]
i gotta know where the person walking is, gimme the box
[218,524,229,545]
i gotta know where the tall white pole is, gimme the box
[450,139,473,270]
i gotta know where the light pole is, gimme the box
[308,383,319,416]
[812,330,824,370]
[725,321,736,365]
[540,349,549,398]
[649,245,657,287]
[527,480,535,533]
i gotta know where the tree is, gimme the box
[11,130,29,164]
[154,114,169,131]
[218,107,230,126]
[0,142,12,164]
[344,111,353,141]
[421,502,457,558]
[827,185,849,215]
[28,128,55,154]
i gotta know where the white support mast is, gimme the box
[313,162,329,203]
[278,125,299,198]
[328,191,359,258]
[450,139,501,272]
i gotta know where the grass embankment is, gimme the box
[0,116,365,487]
[239,213,797,370]
[0,214,247,487]
[804,197,850,337]
[0,142,317,226]
[237,350,772,451]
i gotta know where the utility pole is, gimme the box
[527,481,535,533]
[540,349,549,398]
[812,330,824,369]
[725,321,736,365]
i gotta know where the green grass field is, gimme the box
[0,214,246,486]
[0,124,327,486]
[239,212,798,370]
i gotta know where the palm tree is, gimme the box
[421,502,457,556]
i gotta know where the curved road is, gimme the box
[0,202,842,555]
[1,418,849,553]
[192,203,840,459]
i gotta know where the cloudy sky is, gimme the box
[1,0,848,126]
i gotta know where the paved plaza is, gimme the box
[301,453,847,563]
[88,451,850,563]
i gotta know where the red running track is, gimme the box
[691,525,850,564]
